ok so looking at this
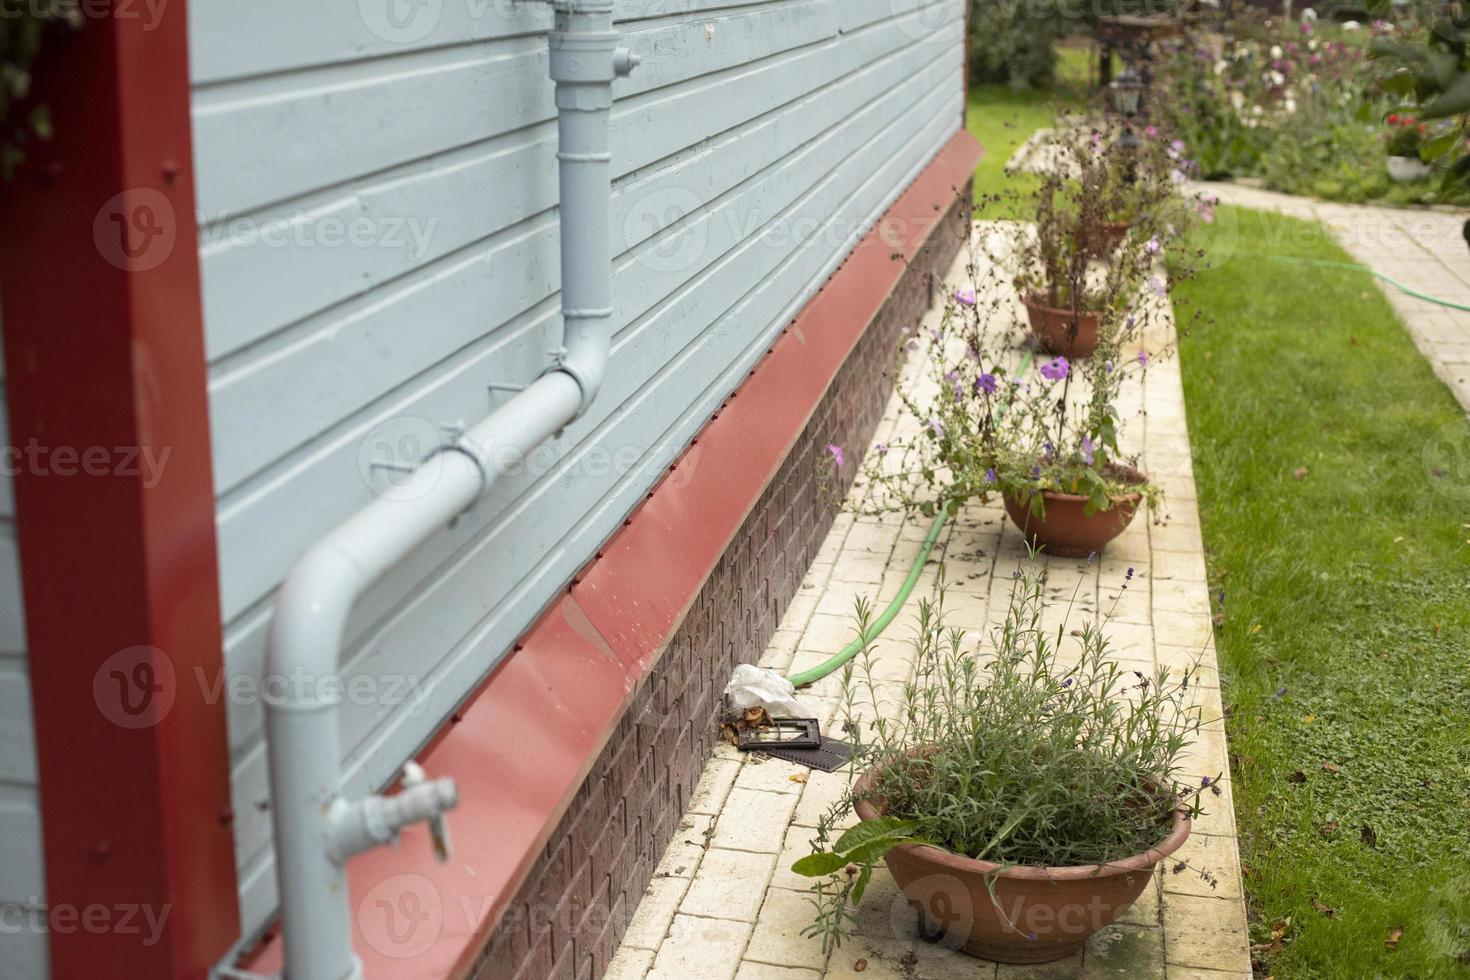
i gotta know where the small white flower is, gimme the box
[1214,59,1228,76]
[1270,44,1283,59]
[1343,19,1360,30]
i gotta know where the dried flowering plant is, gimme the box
[794,565,1216,951]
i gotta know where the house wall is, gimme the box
[0,306,43,980]
[188,0,968,941]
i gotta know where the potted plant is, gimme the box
[1010,125,1185,359]
[851,273,1164,557]
[793,569,1215,962]
[1384,113,1430,182]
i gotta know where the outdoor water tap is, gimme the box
[327,763,459,864]
[401,762,454,862]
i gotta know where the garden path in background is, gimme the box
[1192,182,1470,413]
[607,224,1251,980]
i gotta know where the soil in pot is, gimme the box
[1003,463,1146,558]
[854,776,1191,963]
[1022,295,1100,359]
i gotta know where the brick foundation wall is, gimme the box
[470,180,972,980]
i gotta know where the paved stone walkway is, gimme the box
[608,225,1250,980]
[1193,182,1470,412]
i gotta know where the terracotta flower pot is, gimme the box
[1002,464,1147,558]
[854,771,1191,964]
[1086,220,1132,254]
[1021,295,1100,359]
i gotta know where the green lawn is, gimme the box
[1174,206,1470,977]
[965,44,1090,219]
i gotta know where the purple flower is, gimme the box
[1043,440,1055,460]
[1138,350,1149,367]
[1145,236,1162,255]
[1145,125,1159,139]
[875,443,888,456]
[926,417,944,438]
[977,372,998,394]
[1062,677,1074,688]
[826,444,844,468]
[1082,434,1094,466]
[985,467,997,484]
[1147,276,1168,298]
[955,288,977,307]
[1039,356,1070,381]
[1201,775,1213,787]
[1126,566,1135,580]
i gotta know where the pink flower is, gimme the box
[955,288,977,307]
[827,444,844,468]
[1145,125,1159,138]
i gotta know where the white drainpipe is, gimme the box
[261,4,637,977]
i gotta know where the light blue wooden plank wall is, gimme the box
[0,305,47,979]
[189,0,968,940]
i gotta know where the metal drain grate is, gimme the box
[761,736,853,773]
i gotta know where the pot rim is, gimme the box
[852,768,1191,882]
[1021,293,1102,321]
[1004,462,1149,509]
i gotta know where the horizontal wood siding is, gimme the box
[188,0,966,940]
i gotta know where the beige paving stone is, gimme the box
[1160,894,1251,975]
[709,788,800,853]
[682,848,779,922]
[792,768,855,829]
[1161,834,1242,901]
[1081,922,1166,978]
[605,945,655,980]
[735,755,810,796]
[744,887,831,972]
[623,875,693,950]
[1164,967,1252,979]
[655,812,714,879]
[735,963,824,980]
[690,758,744,817]
[647,914,752,980]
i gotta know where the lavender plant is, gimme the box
[795,565,1216,952]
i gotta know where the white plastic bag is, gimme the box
[722,664,806,719]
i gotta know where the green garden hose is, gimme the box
[783,348,1037,689]
[1269,255,1470,312]
[786,496,956,688]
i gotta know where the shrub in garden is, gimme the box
[794,567,1214,952]
[967,0,1063,90]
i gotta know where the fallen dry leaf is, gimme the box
[1248,623,1262,635]
[1287,770,1308,784]
[1293,467,1309,480]
[1310,897,1338,918]
[1319,820,1340,837]
[1321,762,1341,774]
[854,959,868,973]
[1270,917,1291,942]
[1393,536,1405,544]
[1386,926,1404,950]
[788,773,807,784]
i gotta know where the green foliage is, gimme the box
[1173,205,1470,977]
[843,124,1209,521]
[795,569,1212,952]
[967,0,1062,90]
[1260,117,1394,202]
[0,0,78,180]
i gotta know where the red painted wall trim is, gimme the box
[0,4,240,978]
[242,128,981,980]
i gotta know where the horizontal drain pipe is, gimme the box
[261,3,637,977]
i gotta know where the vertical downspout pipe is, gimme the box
[260,4,635,978]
